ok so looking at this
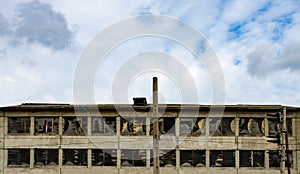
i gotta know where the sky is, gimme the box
[0,0,300,107]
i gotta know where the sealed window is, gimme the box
[34,117,59,134]
[63,117,87,135]
[120,117,146,135]
[210,150,235,167]
[63,149,87,166]
[8,117,30,134]
[34,149,58,166]
[121,149,146,167]
[180,118,205,135]
[92,149,117,166]
[91,117,116,134]
[239,150,264,167]
[180,150,205,167]
[240,118,264,136]
[8,149,30,167]
[150,117,175,135]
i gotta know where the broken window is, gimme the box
[120,117,146,135]
[239,150,264,167]
[269,150,280,168]
[63,149,87,166]
[210,150,235,167]
[8,117,30,134]
[159,150,176,167]
[63,117,87,135]
[92,149,117,166]
[91,117,116,134]
[209,118,235,136]
[121,149,146,167]
[34,149,58,166]
[180,150,205,167]
[34,117,59,134]
[150,117,175,135]
[239,118,264,136]
[180,118,205,135]
[7,149,30,167]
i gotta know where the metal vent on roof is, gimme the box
[133,97,147,106]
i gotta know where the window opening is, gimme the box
[121,149,146,167]
[180,117,205,135]
[8,149,30,167]
[8,117,30,134]
[91,117,116,134]
[239,118,264,136]
[120,117,146,135]
[239,150,264,167]
[34,149,58,166]
[180,150,205,167]
[150,117,175,135]
[92,149,117,166]
[34,117,59,134]
[210,150,235,167]
[63,149,87,166]
[63,117,87,135]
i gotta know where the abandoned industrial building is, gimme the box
[0,103,300,174]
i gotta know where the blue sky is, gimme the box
[0,0,300,106]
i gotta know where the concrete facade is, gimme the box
[0,104,299,174]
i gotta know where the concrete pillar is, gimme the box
[176,148,180,170]
[265,150,269,169]
[146,149,150,168]
[59,116,63,136]
[235,150,239,170]
[117,149,121,170]
[30,149,34,168]
[206,149,210,168]
[87,116,91,135]
[205,117,209,136]
[59,148,63,167]
[87,149,91,168]
[30,117,34,135]
[175,117,179,137]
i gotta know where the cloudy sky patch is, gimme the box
[0,0,300,107]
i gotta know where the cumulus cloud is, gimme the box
[14,0,73,50]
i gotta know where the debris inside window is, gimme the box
[92,149,117,166]
[34,149,58,166]
[8,117,30,134]
[180,150,205,167]
[63,117,87,135]
[91,117,116,134]
[8,149,30,167]
[121,149,146,167]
